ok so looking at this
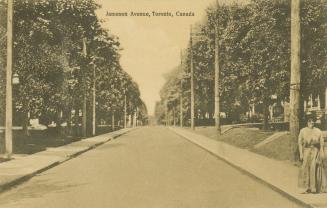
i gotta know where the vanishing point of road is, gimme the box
[0,127,303,208]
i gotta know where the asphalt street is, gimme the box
[0,127,304,208]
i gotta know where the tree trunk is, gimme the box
[263,99,269,130]
[67,107,72,136]
[74,108,80,137]
[22,110,30,137]
[173,108,176,126]
[112,111,115,131]
[55,109,62,137]
[209,111,213,119]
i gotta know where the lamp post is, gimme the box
[90,56,104,136]
[92,62,96,136]
[82,37,87,138]
[12,73,20,128]
[13,73,19,85]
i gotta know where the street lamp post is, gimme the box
[90,56,104,136]
[82,38,87,138]
[112,110,115,131]
[5,0,14,158]
[92,63,96,136]
[13,73,19,85]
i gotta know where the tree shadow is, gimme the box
[0,178,88,205]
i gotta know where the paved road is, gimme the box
[0,127,303,208]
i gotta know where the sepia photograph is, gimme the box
[0,0,327,207]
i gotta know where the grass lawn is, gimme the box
[194,126,275,149]
[251,132,294,162]
[0,131,82,155]
[191,126,295,162]
[0,126,118,157]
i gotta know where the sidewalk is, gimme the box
[0,128,135,193]
[169,127,327,208]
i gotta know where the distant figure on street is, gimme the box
[298,118,326,193]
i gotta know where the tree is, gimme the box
[0,0,148,139]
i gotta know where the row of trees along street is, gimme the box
[155,1,327,137]
[0,0,148,141]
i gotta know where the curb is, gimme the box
[169,127,316,208]
[0,160,61,193]
[0,128,136,194]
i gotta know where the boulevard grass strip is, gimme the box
[0,131,82,155]
[0,126,121,158]
[192,126,295,162]
[252,133,294,162]
[194,127,274,149]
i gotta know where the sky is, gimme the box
[95,0,240,115]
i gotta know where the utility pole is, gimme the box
[82,38,87,138]
[5,0,13,158]
[180,51,183,128]
[124,90,127,128]
[290,0,301,159]
[214,0,221,134]
[92,63,96,136]
[190,25,195,130]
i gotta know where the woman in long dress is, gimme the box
[298,118,326,193]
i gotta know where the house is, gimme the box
[247,86,327,130]
[304,86,327,126]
